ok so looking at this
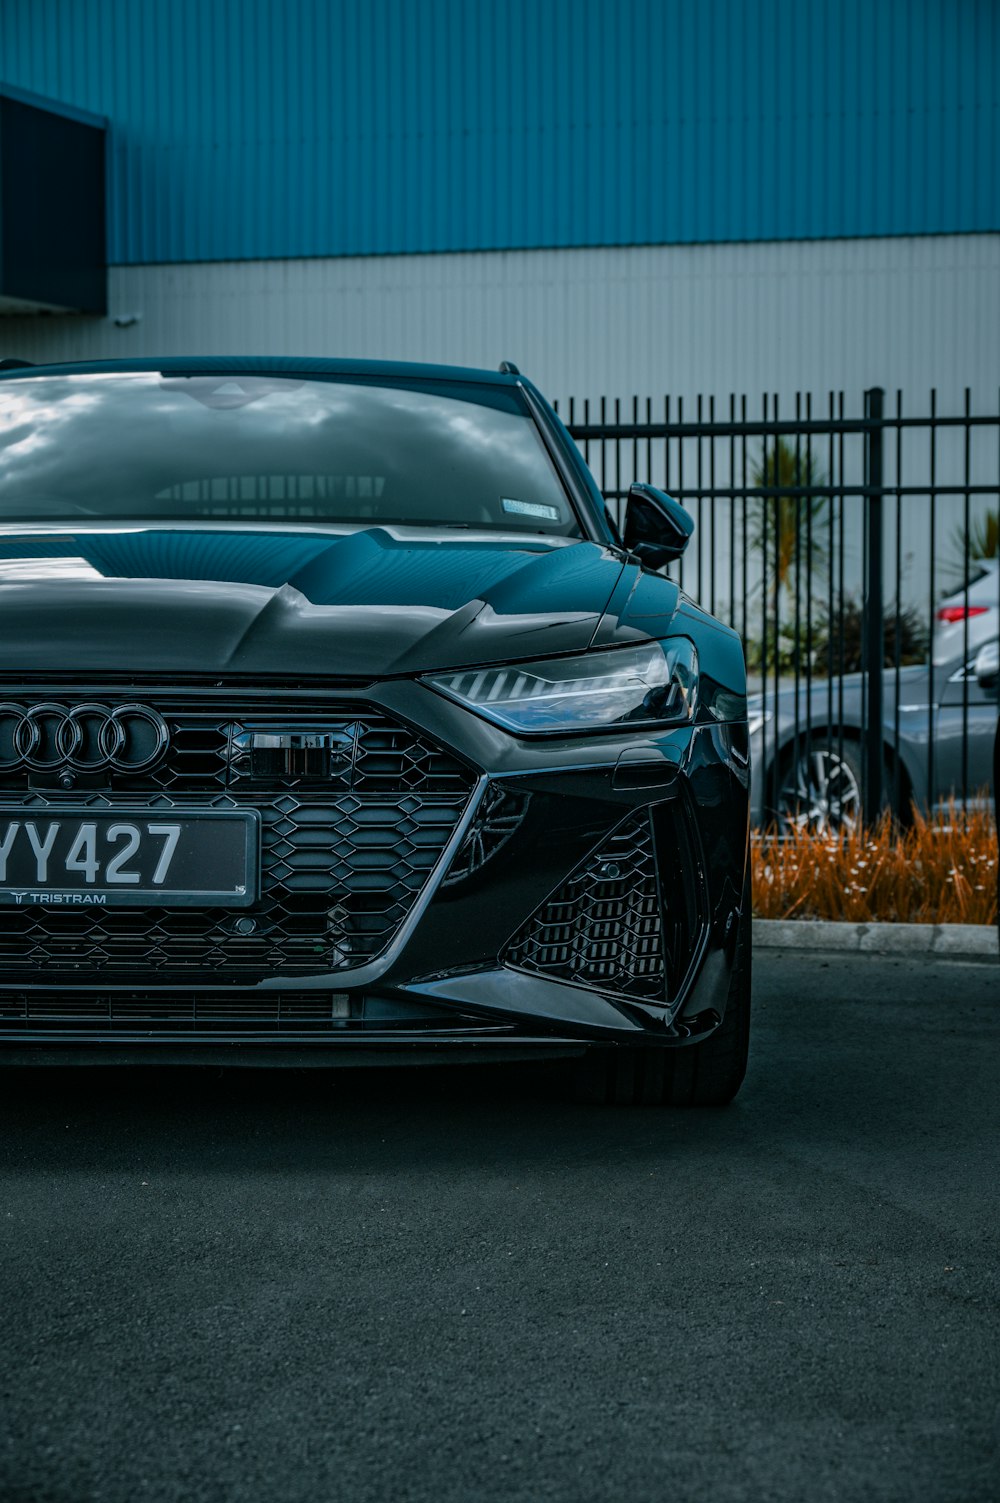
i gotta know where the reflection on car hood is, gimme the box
[0,525,633,676]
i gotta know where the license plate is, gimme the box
[0,810,259,908]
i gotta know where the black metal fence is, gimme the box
[557,389,1000,830]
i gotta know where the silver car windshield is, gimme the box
[0,372,581,536]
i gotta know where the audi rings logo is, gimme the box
[0,703,170,774]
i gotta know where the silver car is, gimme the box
[749,640,999,831]
[933,559,1000,666]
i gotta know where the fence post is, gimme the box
[863,386,885,826]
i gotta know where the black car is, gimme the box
[0,358,751,1106]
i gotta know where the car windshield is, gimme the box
[0,372,581,536]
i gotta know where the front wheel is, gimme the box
[572,873,752,1108]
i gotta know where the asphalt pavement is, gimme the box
[1,951,998,1503]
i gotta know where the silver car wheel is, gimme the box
[777,746,862,835]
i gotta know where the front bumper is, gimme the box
[0,679,750,1062]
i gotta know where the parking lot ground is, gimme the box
[1,952,998,1503]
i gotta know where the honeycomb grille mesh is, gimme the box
[0,696,471,797]
[0,791,470,980]
[504,813,666,1002]
[156,710,471,796]
[0,695,476,982]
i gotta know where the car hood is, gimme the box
[0,525,634,677]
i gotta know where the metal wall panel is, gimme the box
[1,235,997,412]
[1,0,996,264]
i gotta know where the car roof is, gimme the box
[0,356,522,386]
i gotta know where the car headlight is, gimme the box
[425,639,698,736]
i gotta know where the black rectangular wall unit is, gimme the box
[0,91,107,315]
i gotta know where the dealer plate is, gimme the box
[0,810,259,908]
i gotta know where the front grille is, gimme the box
[0,988,340,1027]
[504,813,668,1002]
[162,710,471,796]
[0,989,496,1035]
[0,692,477,981]
[0,695,471,796]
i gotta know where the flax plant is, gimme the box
[749,437,829,676]
[948,506,999,581]
[752,800,998,926]
[750,439,828,592]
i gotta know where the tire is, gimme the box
[572,872,752,1108]
[773,735,864,835]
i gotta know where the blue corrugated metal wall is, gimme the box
[1,0,996,264]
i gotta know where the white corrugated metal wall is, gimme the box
[2,235,997,411]
[3,233,996,623]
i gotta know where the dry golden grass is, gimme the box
[752,800,999,925]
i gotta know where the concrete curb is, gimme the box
[753,918,999,962]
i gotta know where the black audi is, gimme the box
[0,358,751,1105]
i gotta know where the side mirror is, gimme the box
[974,639,999,693]
[623,484,694,569]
